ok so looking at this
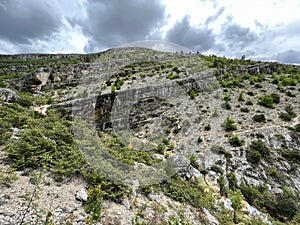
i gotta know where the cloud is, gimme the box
[273,50,300,64]
[73,0,166,52]
[164,16,216,52]
[205,7,225,25]
[221,23,258,49]
[0,0,62,44]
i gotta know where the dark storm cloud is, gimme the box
[0,0,62,44]
[165,16,216,52]
[222,23,258,49]
[274,50,300,64]
[75,0,166,52]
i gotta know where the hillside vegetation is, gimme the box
[0,47,299,224]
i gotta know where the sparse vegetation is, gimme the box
[257,93,280,108]
[252,114,266,123]
[0,48,299,224]
[246,140,270,164]
[187,89,197,99]
[279,105,296,121]
[222,117,237,131]
[229,135,244,147]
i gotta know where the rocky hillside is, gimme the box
[0,47,299,225]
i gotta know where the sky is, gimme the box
[0,0,300,64]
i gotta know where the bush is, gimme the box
[238,92,245,101]
[240,107,249,112]
[222,117,237,131]
[240,183,262,207]
[15,93,35,107]
[257,93,280,108]
[246,100,253,105]
[190,154,198,168]
[187,89,197,99]
[227,173,238,190]
[115,78,124,90]
[246,140,270,164]
[224,93,231,101]
[258,95,274,108]
[229,135,244,147]
[252,114,266,123]
[161,175,205,208]
[275,187,299,219]
[279,105,296,121]
[270,92,280,104]
[85,185,104,221]
[247,149,262,164]
[221,101,231,110]
[218,175,228,196]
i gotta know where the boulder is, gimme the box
[0,88,20,102]
[75,188,88,202]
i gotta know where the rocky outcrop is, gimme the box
[241,63,279,75]
[0,88,19,102]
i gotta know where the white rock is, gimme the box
[75,188,88,202]
[202,207,219,225]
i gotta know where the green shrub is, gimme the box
[229,135,244,147]
[279,148,300,164]
[270,92,280,104]
[218,175,228,196]
[246,140,270,164]
[240,107,249,112]
[221,101,231,110]
[257,93,280,108]
[280,76,297,86]
[252,114,266,123]
[275,187,299,219]
[190,154,198,168]
[222,117,237,131]
[240,183,262,207]
[238,92,245,101]
[246,100,253,105]
[111,85,116,93]
[15,92,35,107]
[85,185,104,221]
[166,72,180,80]
[161,175,205,208]
[247,149,262,164]
[187,89,197,99]
[249,74,265,84]
[294,212,300,223]
[115,78,124,90]
[224,93,231,101]
[227,173,238,190]
[0,120,12,144]
[257,95,274,108]
[279,105,296,121]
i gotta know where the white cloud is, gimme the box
[0,0,299,63]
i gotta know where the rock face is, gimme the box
[0,88,19,102]
[0,47,300,224]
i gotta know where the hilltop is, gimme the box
[0,47,299,225]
